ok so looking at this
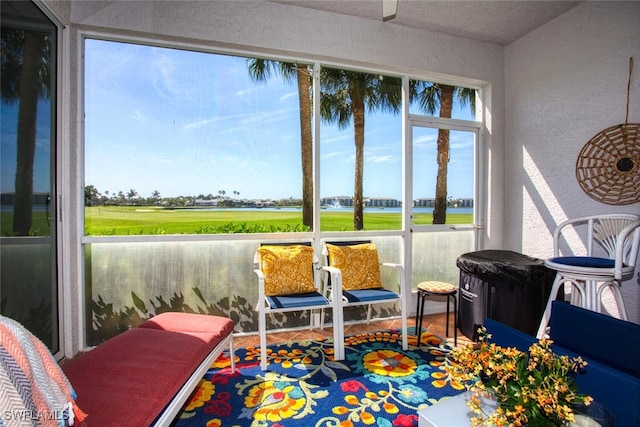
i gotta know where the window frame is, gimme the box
[77,31,488,343]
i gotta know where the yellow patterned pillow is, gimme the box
[258,245,317,296]
[326,243,382,290]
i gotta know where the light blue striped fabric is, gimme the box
[0,315,75,427]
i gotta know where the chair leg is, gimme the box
[569,281,585,306]
[597,281,629,321]
[333,302,345,361]
[584,279,599,311]
[400,293,408,351]
[259,307,268,371]
[536,273,565,339]
[452,293,457,347]
[309,309,317,330]
[445,294,451,338]
[415,291,425,339]
[228,339,236,373]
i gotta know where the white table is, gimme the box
[418,392,605,427]
[418,392,498,427]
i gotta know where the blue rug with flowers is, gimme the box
[174,329,464,427]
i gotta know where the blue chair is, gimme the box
[254,242,341,370]
[321,240,408,359]
[537,214,640,338]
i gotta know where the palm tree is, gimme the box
[84,185,99,206]
[1,28,51,235]
[126,189,138,204]
[320,69,401,230]
[412,82,475,224]
[247,59,313,228]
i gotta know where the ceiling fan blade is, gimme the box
[382,0,397,21]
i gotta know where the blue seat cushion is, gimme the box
[549,256,616,268]
[266,292,329,309]
[343,288,398,303]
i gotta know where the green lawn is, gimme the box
[0,211,52,236]
[82,206,472,235]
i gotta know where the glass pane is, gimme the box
[409,79,477,120]
[319,67,402,231]
[412,127,475,225]
[1,2,58,352]
[85,240,257,344]
[84,40,312,235]
[411,230,474,289]
[85,235,405,342]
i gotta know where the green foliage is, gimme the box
[447,327,591,426]
[84,206,472,235]
[195,222,310,234]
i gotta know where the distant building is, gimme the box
[414,198,474,208]
[414,198,435,208]
[365,197,401,208]
[195,199,218,206]
[254,200,276,208]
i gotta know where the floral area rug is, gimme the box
[174,329,464,427]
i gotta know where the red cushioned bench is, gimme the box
[62,312,235,426]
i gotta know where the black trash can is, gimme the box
[456,250,556,339]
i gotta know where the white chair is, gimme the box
[321,240,408,359]
[536,214,640,338]
[254,243,342,370]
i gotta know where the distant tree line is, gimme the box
[84,185,303,208]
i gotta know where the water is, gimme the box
[198,207,474,214]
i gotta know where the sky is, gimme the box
[1,100,52,195]
[29,39,475,201]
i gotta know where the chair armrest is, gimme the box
[321,266,343,296]
[614,219,640,279]
[254,269,266,308]
[381,262,401,268]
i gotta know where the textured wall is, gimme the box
[505,2,640,322]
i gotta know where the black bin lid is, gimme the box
[456,249,551,283]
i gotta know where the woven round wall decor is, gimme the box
[576,123,639,205]
[575,58,640,205]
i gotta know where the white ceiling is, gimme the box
[267,0,582,46]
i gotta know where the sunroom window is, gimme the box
[84,39,312,235]
[82,38,483,342]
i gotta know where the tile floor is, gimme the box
[232,312,474,349]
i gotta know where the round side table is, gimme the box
[415,281,458,346]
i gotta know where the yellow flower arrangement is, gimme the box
[446,327,592,426]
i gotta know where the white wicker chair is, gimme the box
[536,214,640,338]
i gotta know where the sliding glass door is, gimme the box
[0,1,60,354]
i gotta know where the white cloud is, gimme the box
[130,110,146,123]
[279,92,297,102]
[368,155,395,164]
